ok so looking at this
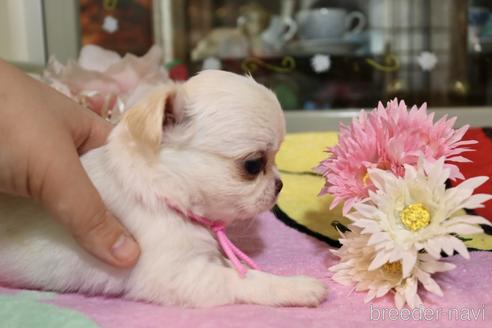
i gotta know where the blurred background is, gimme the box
[2,0,492,124]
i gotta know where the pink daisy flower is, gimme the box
[316,99,477,215]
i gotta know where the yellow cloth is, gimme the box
[276,131,492,250]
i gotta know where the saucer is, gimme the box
[285,37,364,56]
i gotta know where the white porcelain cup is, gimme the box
[296,8,366,39]
[261,15,298,48]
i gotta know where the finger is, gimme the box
[69,105,114,154]
[36,142,140,268]
[39,82,113,154]
[78,111,113,153]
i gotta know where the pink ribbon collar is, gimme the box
[165,201,259,278]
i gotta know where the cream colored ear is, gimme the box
[122,83,178,153]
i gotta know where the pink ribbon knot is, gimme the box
[162,198,259,278]
[188,213,259,278]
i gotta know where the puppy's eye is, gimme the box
[244,157,265,176]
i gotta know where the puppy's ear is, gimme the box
[122,83,182,153]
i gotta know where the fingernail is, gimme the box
[111,233,139,263]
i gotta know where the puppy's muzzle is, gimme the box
[275,179,283,195]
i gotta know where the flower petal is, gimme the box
[368,251,390,271]
[402,251,417,277]
[445,223,483,235]
[457,176,489,191]
[447,236,470,259]
[394,290,405,309]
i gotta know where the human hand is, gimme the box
[0,60,140,268]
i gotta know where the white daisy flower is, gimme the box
[349,157,492,278]
[330,226,456,308]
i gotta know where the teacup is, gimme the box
[296,8,366,40]
[261,15,298,49]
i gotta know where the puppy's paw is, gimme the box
[276,275,327,307]
[243,272,328,307]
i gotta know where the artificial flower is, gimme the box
[348,157,492,278]
[330,226,456,309]
[316,99,477,214]
[43,44,168,122]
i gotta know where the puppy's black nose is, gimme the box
[275,179,283,194]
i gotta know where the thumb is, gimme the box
[36,143,140,268]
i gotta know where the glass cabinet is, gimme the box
[3,0,492,113]
[161,0,480,110]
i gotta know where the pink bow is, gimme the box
[165,200,259,278]
[191,214,259,278]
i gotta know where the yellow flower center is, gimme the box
[400,203,431,231]
[382,261,402,275]
[362,172,370,185]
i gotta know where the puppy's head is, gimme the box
[112,70,285,223]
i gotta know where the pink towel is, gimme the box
[1,212,491,327]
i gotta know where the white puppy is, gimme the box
[0,70,327,307]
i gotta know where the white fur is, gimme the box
[0,70,327,307]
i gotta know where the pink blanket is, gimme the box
[1,212,491,327]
